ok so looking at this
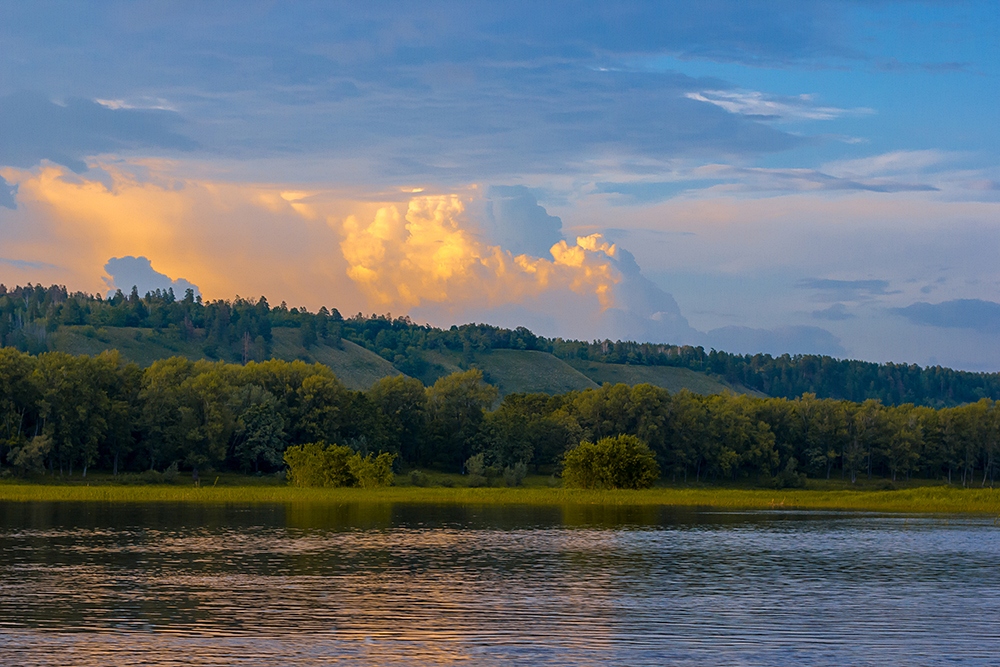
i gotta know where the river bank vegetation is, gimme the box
[0,480,998,515]
[3,347,1000,490]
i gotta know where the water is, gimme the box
[0,502,998,666]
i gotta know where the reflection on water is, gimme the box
[1,502,999,666]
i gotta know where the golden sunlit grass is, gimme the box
[0,480,998,514]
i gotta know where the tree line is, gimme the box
[1,348,998,487]
[4,282,1000,408]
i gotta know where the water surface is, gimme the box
[0,502,997,665]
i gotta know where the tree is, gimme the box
[562,434,660,489]
[425,369,498,469]
[367,375,427,462]
[0,348,38,472]
[176,365,236,476]
[231,385,286,473]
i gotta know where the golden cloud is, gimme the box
[339,194,619,312]
[0,162,620,319]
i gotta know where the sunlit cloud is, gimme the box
[0,161,622,330]
[339,194,619,313]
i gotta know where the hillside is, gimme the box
[7,283,1000,406]
[49,325,400,390]
[565,359,762,397]
[41,325,757,397]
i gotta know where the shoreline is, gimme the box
[0,483,998,514]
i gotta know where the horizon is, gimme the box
[1,3,998,371]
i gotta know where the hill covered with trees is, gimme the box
[3,282,1000,407]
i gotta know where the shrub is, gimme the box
[503,461,527,487]
[770,458,806,489]
[7,435,51,476]
[464,453,488,487]
[562,435,660,489]
[284,442,397,488]
[283,442,354,487]
[348,452,397,488]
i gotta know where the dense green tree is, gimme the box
[562,435,660,489]
[426,369,498,470]
[367,375,428,462]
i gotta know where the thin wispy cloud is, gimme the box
[685,90,873,122]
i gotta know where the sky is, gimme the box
[1,1,998,369]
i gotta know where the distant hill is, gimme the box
[565,359,761,397]
[5,282,1000,406]
[49,325,401,390]
[43,324,751,397]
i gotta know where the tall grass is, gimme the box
[0,482,998,514]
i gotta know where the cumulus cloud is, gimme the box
[892,299,1000,334]
[0,162,643,341]
[484,186,564,257]
[104,256,200,298]
[0,162,357,309]
[0,92,195,174]
[339,194,620,317]
[0,177,15,209]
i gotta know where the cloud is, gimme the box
[0,91,195,173]
[0,162,358,310]
[0,162,642,341]
[707,325,845,357]
[812,303,854,321]
[797,278,896,302]
[104,256,200,298]
[0,177,15,209]
[0,257,59,271]
[685,90,873,122]
[823,150,954,179]
[892,299,1000,334]
[339,194,621,316]
[483,186,564,257]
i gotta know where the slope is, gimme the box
[48,326,402,390]
[565,359,764,397]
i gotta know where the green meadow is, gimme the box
[2,476,998,515]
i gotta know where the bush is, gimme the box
[503,461,527,487]
[283,442,354,487]
[562,435,660,490]
[770,458,806,489]
[7,435,51,476]
[284,442,396,488]
[348,452,397,488]
[464,453,488,487]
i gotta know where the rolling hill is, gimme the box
[41,324,752,397]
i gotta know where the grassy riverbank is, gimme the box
[0,478,998,514]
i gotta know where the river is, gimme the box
[0,502,997,665]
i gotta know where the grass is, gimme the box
[472,350,598,396]
[1,475,998,514]
[565,359,763,397]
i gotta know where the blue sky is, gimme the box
[1,1,998,369]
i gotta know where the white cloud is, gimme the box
[685,90,874,122]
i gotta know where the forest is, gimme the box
[4,283,1000,407]
[1,347,998,488]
